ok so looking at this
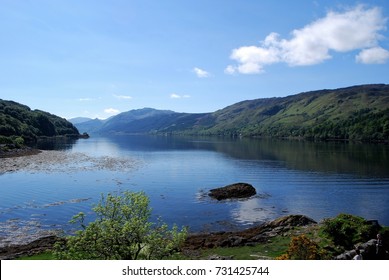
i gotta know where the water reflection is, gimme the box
[3,134,387,238]
[104,135,389,177]
[35,137,79,150]
[231,198,278,226]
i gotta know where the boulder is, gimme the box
[209,183,256,200]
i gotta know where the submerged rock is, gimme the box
[209,182,256,200]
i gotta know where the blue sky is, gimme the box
[1,0,389,119]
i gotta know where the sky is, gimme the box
[1,0,389,119]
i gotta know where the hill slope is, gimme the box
[0,99,80,145]
[73,84,389,141]
[197,84,389,141]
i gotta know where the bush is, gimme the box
[13,136,24,148]
[321,213,378,249]
[277,235,322,260]
[54,191,187,260]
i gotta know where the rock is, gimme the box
[335,239,389,260]
[218,236,246,247]
[0,235,62,260]
[209,182,256,200]
[268,215,317,228]
[183,214,317,251]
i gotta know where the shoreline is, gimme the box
[2,214,387,260]
[0,148,141,174]
[0,147,41,159]
[1,215,316,260]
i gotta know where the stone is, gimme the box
[209,182,256,200]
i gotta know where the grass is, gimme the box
[18,235,292,260]
[197,235,291,260]
[174,234,294,260]
[17,251,55,260]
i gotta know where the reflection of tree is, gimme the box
[212,138,389,177]
[106,135,389,177]
[35,137,79,150]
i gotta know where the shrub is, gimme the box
[277,235,322,260]
[13,136,25,148]
[54,191,187,260]
[321,213,378,249]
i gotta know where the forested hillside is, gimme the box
[0,99,80,147]
[195,84,389,141]
[73,84,389,142]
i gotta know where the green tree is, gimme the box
[54,191,187,260]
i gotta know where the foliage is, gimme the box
[321,213,378,249]
[276,235,323,260]
[0,99,79,146]
[53,191,187,260]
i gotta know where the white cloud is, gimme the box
[78,98,93,101]
[193,67,210,78]
[170,93,190,99]
[356,47,389,64]
[170,93,181,99]
[224,65,237,75]
[113,94,132,100]
[226,5,388,74]
[104,108,120,115]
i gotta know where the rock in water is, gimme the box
[209,183,256,200]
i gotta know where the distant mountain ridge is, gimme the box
[72,84,389,141]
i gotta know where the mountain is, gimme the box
[73,84,389,142]
[70,118,106,135]
[198,84,389,141]
[98,108,208,135]
[0,99,80,146]
[68,117,93,124]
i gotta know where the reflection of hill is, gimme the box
[210,138,389,177]
[106,135,389,177]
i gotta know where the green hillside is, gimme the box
[193,84,389,141]
[72,84,389,142]
[0,99,80,147]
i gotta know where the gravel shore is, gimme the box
[0,149,141,174]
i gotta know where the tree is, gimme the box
[54,191,187,260]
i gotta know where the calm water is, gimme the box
[1,135,389,243]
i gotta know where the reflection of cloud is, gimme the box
[230,199,276,225]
